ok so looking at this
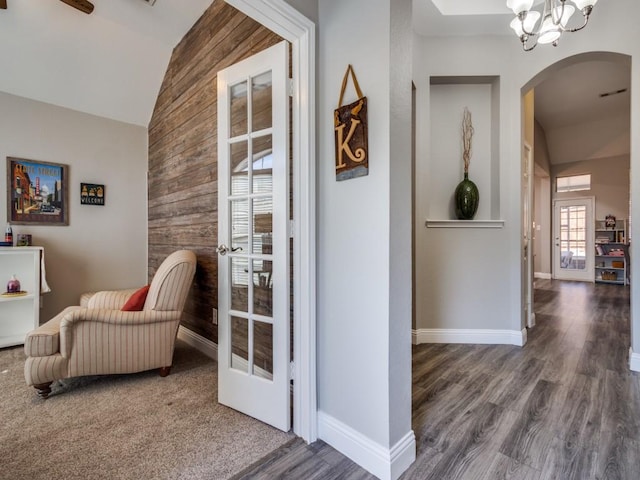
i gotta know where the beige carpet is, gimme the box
[0,340,293,480]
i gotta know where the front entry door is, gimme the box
[553,198,594,282]
[217,41,290,431]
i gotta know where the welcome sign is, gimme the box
[80,183,105,206]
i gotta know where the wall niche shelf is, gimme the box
[427,75,501,222]
[425,219,504,229]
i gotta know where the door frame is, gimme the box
[522,142,535,329]
[552,196,595,282]
[225,0,317,442]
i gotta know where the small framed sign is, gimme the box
[80,183,105,206]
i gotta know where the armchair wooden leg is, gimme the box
[159,366,171,377]
[33,383,52,399]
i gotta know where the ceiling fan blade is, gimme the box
[59,0,94,14]
[0,0,7,10]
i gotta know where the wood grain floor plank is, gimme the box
[576,340,605,378]
[538,344,582,385]
[482,452,541,480]
[240,280,634,479]
[412,344,479,387]
[558,319,591,350]
[399,446,443,480]
[499,379,559,470]
[423,402,517,480]
[602,369,640,440]
[490,357,546,411]
[415,373,497,452]
[411,376,458,412]
[596,428,640,480]
[555,373,603,447]
[539,435,598,480]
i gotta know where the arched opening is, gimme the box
[521,51,631,369]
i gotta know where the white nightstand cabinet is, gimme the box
[0,247,42,348]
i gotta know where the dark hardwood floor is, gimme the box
[234,280,639,479]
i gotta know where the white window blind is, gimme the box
[557,174,591,193]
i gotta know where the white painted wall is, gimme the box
[317,0,414,477]
[534,121,551,174]
[413,0,640,356]
[414,52,513,333]
[388,0,413,454]
[553,155,630,221]
[533,121,551,275]
[318,0,390,445]
[533,175,551,275]
[0,92,148,322]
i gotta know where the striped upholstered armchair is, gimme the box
[24,250,196,399]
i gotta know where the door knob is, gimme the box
[217,245,243,256]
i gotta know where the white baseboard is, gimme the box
[534,272,552,279]
[630,347,640,372]
[178,326,218,359]
[412,328,527,347]
[318,411,415,480]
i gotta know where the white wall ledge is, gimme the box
[425,219,505,229]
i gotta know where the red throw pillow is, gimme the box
[121,285,150,311]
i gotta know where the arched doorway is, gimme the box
[520,51,631,356]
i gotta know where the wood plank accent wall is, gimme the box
[148,1,282,342]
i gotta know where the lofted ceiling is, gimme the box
[0,0,214,126]
[534,59,631,165]
[0,0,628,163]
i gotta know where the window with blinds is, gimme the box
[556,174,591,193]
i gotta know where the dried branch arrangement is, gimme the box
[462,107,474,174]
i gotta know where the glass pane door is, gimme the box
[553,198,594,282]
[217,41,289,431]
[559,205,587,272]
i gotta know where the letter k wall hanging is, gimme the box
[334,65,368,181]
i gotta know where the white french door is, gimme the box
[217,41,290,431]
[553,198,594,282]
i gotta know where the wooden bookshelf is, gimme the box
[594,219,628,285]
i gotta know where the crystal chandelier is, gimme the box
[507,0,598,51]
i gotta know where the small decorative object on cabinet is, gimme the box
[594,218,628,285]
[6,274,21,293]
[454,107,479,220]
[0,247,42,347]
[16,234,32,246]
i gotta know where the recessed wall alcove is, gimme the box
[426,75,502,228]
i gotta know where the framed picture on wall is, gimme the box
[6,157,69,226]
[80,183,105,206]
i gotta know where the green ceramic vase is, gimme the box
[454,172,479,220]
